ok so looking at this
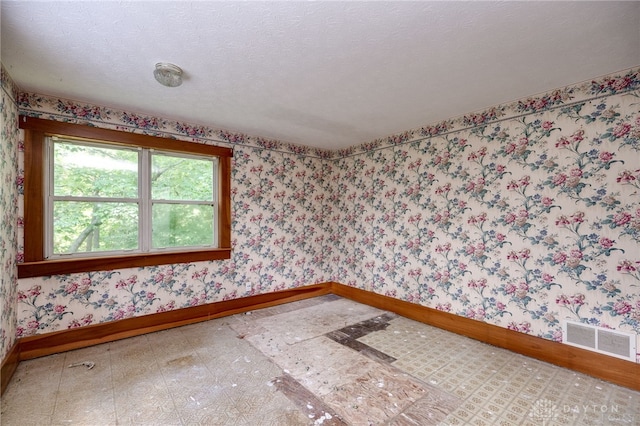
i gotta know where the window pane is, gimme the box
[52,201,138,254]
[151,153,214,201]
[152,204,214,248]
[54,141,138,198]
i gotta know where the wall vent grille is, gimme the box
[563,320,636,362]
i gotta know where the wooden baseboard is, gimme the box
[330,282,640,391]
[3,281,638,395]
[18,283,331,361]
[1,342,20,396]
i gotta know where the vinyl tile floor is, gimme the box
[2,295,639,425]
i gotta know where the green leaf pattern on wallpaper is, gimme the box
[13,68,640,361]
[1,65,20,361]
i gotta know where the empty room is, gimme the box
[1,1,639,425]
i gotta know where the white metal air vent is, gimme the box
[563,320,636,362]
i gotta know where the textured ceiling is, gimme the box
[1,1,639,150]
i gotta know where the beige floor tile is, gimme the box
[273,336,376,396]
[3,296,640,426]
[0,407,54,426]
[1,352,65,416]
[51,389,116,425]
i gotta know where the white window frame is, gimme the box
[18,115,232,279]
[44,137,219,259]
[147,150,219,252]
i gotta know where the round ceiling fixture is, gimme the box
[153,62,183,87]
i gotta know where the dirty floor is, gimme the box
[1,295,638,425]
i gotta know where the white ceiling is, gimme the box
[2,1,639,150]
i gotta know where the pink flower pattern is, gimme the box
[3,64,640,363]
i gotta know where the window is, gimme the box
[49,140,218,256]
[19,116,232,278]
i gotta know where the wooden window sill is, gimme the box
[17,248,231,278]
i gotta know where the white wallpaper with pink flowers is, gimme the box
[3,66,640,364]
[1,65,20,361]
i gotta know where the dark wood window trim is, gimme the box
[18,116,232,278]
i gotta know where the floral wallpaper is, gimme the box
[331,69,640,360]
[8,67,640,364]
[14,92,337,339]
[0,64,20,361]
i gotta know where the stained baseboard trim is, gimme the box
[18,283,331,362]
[3,281,638,396]
[1,342,20,396]
[330,282,640,391]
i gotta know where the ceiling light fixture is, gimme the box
[153,62,183,87]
